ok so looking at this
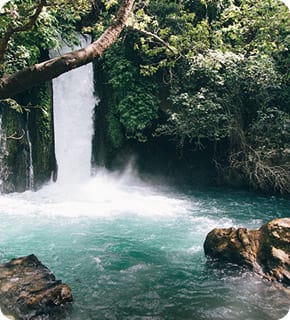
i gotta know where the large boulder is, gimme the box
[204,218,290,285]
[0,254,72,319]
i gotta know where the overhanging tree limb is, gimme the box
[0,0,135,100]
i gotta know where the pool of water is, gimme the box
[0,170,289,320]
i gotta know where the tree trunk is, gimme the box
[0,0,135,100]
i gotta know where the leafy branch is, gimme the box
[128,26,178,55]
[0,0,47,62]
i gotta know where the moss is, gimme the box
[92,60,126,168]
[106,111,124,150]
[0,101,28,192]
[27,82,56,189]
[0,81,55,192]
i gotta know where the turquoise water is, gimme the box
[0,173,289,320]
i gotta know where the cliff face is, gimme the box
[0,83,56,193]
[0,103,28,192]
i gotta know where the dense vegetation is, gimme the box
[97,0,290,194]
[0,0,289,195]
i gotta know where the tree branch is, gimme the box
[7,129,25,140]
[129,27,178,55]
[0,0,135,99]
[0,0,47,62]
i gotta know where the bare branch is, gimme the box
[228,145,290,195]
[6,129,25,140]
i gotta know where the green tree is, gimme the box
[0,0,135,99]
[1,0,289,194]
[107,0,289,194]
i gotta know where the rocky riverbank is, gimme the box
[0,254,72,319]
[204,218,290,285]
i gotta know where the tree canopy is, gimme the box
[0,0,134,99]
[96,0,290,194]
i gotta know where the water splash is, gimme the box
[0,166,194,219]
[49,37,195,219]
[0,308,10,320]
[280,309,290,320]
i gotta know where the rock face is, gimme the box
[0,254,72,319]
[0,83,56,193]
[204,218,290,285]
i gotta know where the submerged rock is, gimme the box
[204,218,290,285]
[0,254,72,319]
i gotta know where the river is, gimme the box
[0,173,289,319]
[0,35,289,320]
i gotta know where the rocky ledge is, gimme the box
[204,218,290,285]
[0,254,73,319]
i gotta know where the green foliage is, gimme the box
[157,89,230,145]
[127,0,289,193]
[0,0,95,74]
[2,98,24,113]
[106,111,124,149]
[118,87,158,142]
[157,48,284,149]
[30,83,55,185]
[1,0,289,193]
[101,41,159,143]
[213,0,289,55]
[249,108,290,150]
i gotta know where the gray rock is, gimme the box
[0,254,72,319]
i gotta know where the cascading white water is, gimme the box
[26,114,34,190]
[0,115,8,191]
[44,36,191,217]
[0,115,11,193]
[52,36,95,185]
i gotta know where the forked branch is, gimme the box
[0,0,47,62]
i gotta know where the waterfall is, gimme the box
[52,36,96,185]
[0,115,9,192]
[26,114,34,190]
[0,116,6,191]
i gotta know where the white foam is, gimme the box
[280,309,290,320]
[0,309,11,320]
[0,167,193,219]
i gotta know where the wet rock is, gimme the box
[0,254,73,319]
[204,218,290,285]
